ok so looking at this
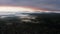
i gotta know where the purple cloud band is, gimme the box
[0,0,59,11]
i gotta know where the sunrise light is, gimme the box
[0,6,55,13]
[0,6,36,12]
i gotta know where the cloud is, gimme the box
[0,0,59,11]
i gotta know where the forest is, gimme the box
[0,13,59,34]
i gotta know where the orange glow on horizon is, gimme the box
[0,5,47,10]
[0,6,49,13]
[0,6,35,12]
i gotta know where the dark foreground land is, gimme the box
[0,13,59,34]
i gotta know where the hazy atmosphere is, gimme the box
[0,0,59,34]
[0,0,59,11]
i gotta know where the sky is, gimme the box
[0,0,59,11]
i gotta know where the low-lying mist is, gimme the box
[0,13,59,34]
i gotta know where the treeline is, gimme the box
[0,15,59,34]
